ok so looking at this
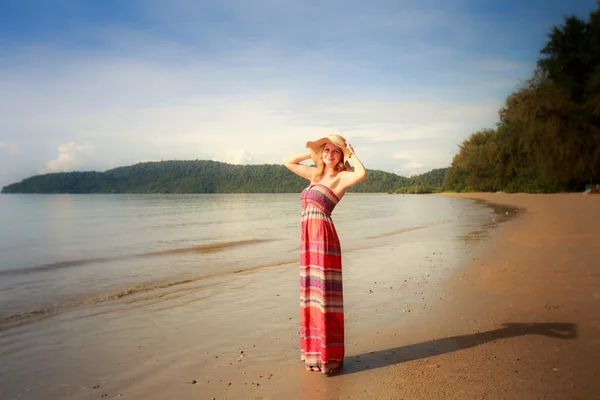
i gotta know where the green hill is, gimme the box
[1,160,446,194]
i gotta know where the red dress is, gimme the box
[299,183,344,368]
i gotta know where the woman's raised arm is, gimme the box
[341,142,368,187]
[283,151,315,181]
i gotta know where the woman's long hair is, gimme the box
[311,145,347,182]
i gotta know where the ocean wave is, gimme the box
[0,239,273,277]
[366,218,459,239]
[0,256,296,331]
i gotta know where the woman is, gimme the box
[283,134,367,375]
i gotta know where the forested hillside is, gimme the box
[1,160,446,194]
[444,3,600,193]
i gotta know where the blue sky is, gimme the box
[0,0,597,187]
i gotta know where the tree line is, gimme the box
[444,2,600,193]
[1,160,447,194]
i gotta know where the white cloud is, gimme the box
[59,142,94,155]
[0,141,19,154]
[391,152,412,160]
[390,152,425,176]
[41,142,95,174]
[220,149,253,165]
[42,152,76,173]
[405,161,424,169]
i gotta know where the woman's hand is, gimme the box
[345,141,355,157]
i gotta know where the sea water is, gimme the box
[0,193,503,329]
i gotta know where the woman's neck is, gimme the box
[323,168,337,178]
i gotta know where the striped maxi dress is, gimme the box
[299,183,344,368]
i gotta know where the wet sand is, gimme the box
[2,193,599,399]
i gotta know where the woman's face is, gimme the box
[322,143,343,167]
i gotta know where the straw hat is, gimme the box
[306,134,352,169]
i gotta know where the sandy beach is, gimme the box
[359,193,600,400]
[2,193,599,400]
